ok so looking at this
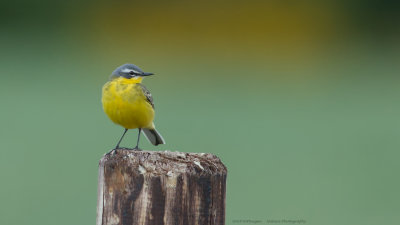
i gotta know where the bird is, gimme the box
[102,63,165,150]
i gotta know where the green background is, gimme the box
[1,1,399,224]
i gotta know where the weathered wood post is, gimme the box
[96,149,227,225]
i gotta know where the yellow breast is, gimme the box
[102,77,155,129]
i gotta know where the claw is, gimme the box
[132,147,142,151]
[105,149,117,156]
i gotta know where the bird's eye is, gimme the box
[129,71,135,75]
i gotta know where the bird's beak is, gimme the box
[141,72,154,76]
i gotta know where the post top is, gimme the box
[100,149,227,176]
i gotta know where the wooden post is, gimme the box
[96,149,227,225]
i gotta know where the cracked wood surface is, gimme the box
[96,149,227,225]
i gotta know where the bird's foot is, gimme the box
[105,149,117,156]
[132,146,142,151]
[105,147,141,156]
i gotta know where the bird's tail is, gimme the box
[142,128,166,146]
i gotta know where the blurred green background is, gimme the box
[1,1,399,224]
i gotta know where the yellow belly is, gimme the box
[102,79,154,129]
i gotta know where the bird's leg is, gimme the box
[114,128,128,150]
[133,128,142,151]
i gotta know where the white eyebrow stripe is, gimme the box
[121,68,140,73]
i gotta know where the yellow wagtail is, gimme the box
[102,63,165,150]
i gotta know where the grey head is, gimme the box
[110,63,154,79]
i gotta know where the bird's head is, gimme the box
[110,64,154,81]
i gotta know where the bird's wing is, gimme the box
[138,83,154,108]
